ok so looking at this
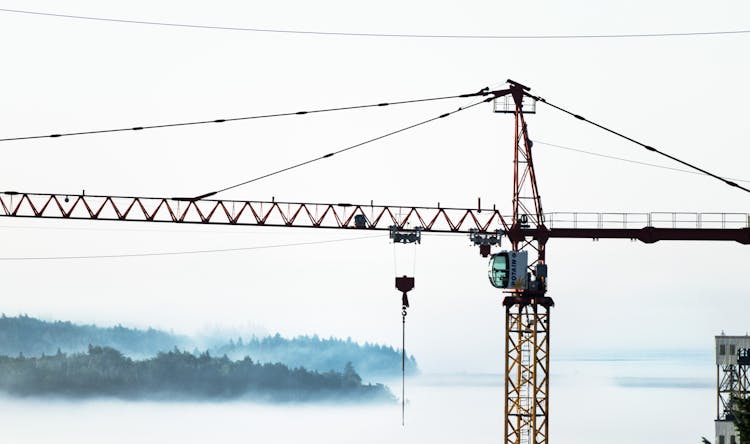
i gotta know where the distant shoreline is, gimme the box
[0,346,395,403]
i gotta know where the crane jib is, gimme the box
[1,192,747,243]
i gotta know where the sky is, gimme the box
[0,0,748,374]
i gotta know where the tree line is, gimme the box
[213,333,419,378]
[0,314,187,358]
[0,345,393,402]
[0,315,418,378]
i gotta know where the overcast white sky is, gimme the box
[0,0,748,373]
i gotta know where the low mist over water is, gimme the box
[2,355,715,444]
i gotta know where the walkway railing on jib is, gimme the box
[545,212,750,230]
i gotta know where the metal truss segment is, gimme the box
[504,299,551,444]
[0,192,511,233]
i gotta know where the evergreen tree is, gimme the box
[733,396,750,444]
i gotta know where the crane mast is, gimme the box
[501,81,553,444]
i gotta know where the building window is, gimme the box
[720,344,726,355]
[719,435,725,444]
[731,435,736,444]
[730,344,736,356]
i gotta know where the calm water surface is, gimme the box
[2,356,715,443]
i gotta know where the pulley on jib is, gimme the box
[390,225,421,308]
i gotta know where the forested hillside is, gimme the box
[0,314,187,358]
[213,334,418,377]
[0,346,393,402]
[0,315,418,378]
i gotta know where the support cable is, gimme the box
[530,93,750,194]
[0,88,492,143]
[0,234,382,261]
[534,140,750,183]
[2,8,750,40]
[191,97,493,200]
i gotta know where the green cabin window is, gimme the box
[720,344,726,355]
[489,253,509,288]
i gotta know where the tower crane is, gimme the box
[1,80,748,444]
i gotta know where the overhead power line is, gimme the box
[191,97,492,200]
[534,140,750,184]
[530,94,750,194]
[0,234,382,261]
[0,88,491,143]
[2,8,750,40]
[0,224,313,235]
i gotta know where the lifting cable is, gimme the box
[529,93,750,194]
[0,88,493,143]
[401,295,408,426]
[393,237,417,427]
